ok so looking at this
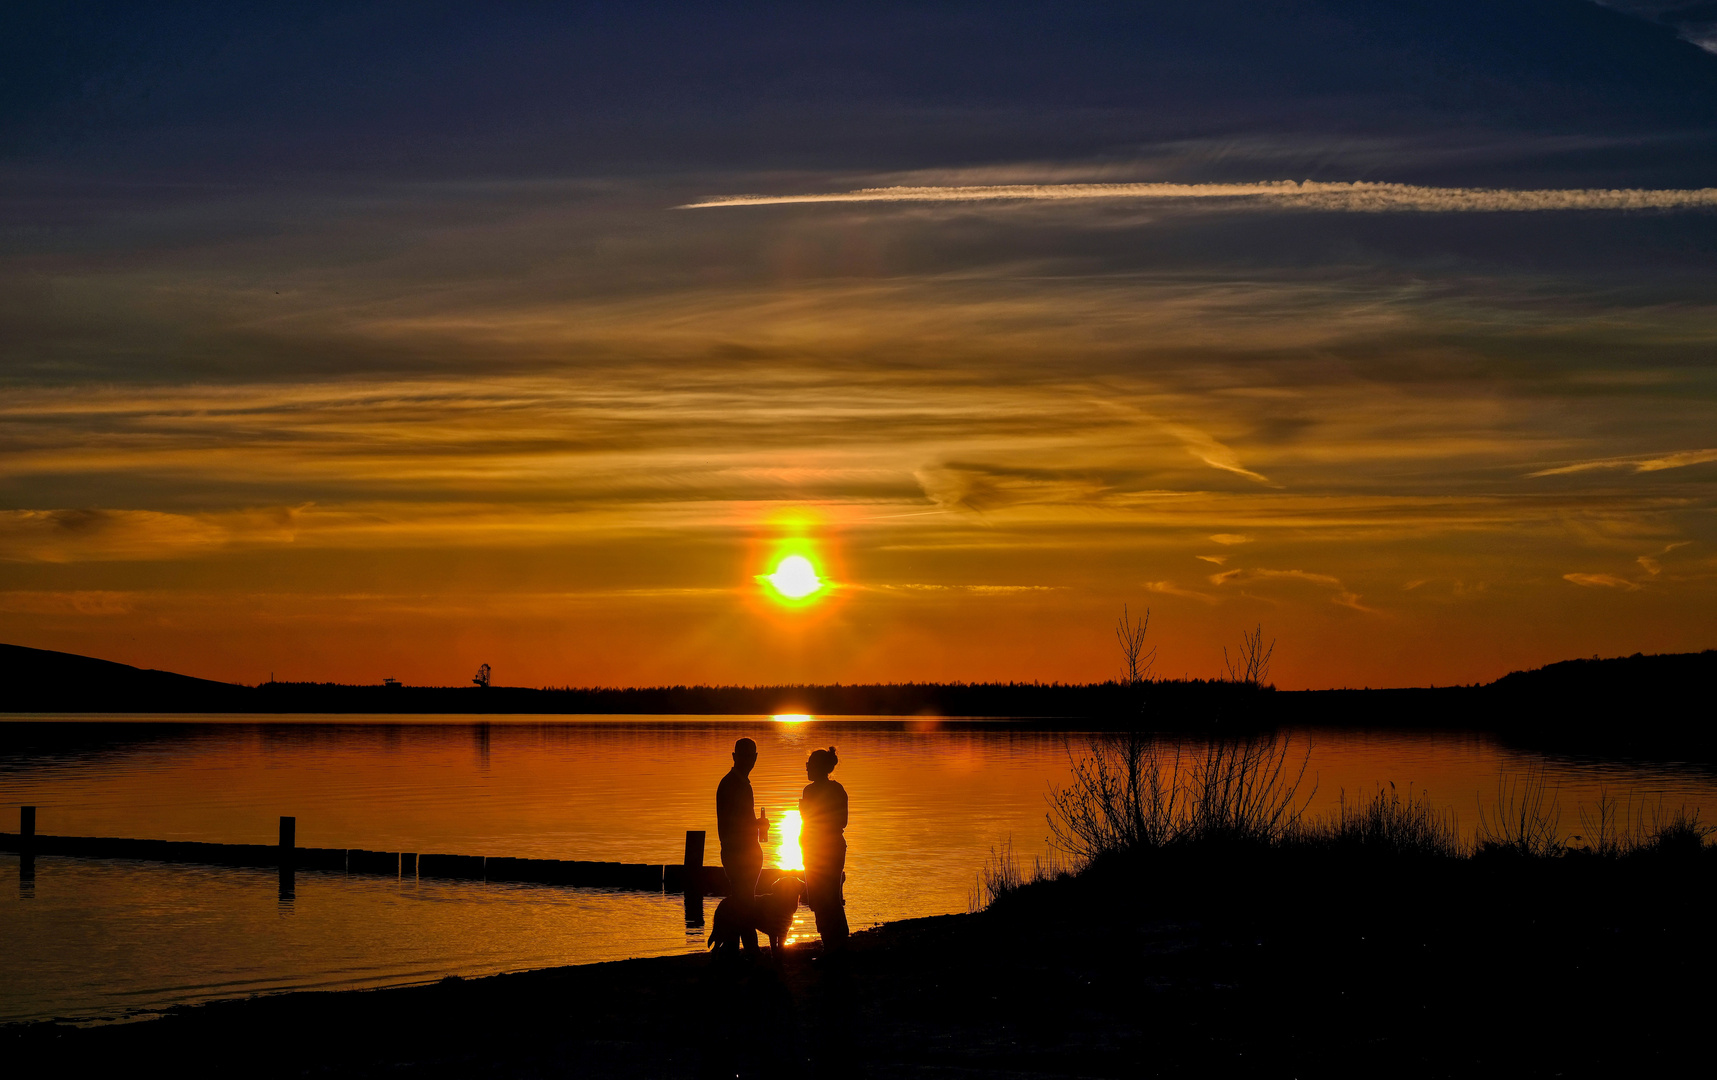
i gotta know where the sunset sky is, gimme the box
[4,2,1716,690]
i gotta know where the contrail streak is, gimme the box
[1527,448,1717,477]
[681,181,1717,212]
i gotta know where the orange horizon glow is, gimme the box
[3,179,1714,692]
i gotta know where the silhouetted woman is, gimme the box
[799,746,850,953]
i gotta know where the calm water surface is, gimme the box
[3,714,1715,1024]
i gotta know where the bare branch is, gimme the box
[1115,604,1156,685]
[1223,623,1275,686]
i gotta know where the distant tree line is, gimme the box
[248,676,1269,722]
[3,642,1713,750]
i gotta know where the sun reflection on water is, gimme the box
[775,809,804,871]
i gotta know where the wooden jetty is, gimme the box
[4,808,747,895]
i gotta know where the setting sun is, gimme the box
[762,555,824,600]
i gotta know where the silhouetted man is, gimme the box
[717,737,769,951]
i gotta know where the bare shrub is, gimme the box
[1188,734,1315,844]
[1049,732,1314,864]
[1048,732,1182,862]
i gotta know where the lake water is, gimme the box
[3,714,1715,1024]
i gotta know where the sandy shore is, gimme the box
[8,850,1714,1077]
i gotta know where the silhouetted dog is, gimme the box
[708,875,802,960]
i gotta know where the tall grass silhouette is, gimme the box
[1297,784,1463,857]
[969,839,1067,911]
[1572,791,1715,857]
[1476,767,1565,857]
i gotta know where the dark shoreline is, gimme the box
[5,643,1716,754]
[9,846,1714,1078]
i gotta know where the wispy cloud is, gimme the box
[683,181,1717,213]
[0,590,138,615]
[1636,540,1693,577]
[1209,567,1373,611]
[1162,423,1275,485]
[1141,580,1219,604]
[914,463,1113,514]
[1563,572,1641,590]
[1527,448,1717,478]
[0,509,234,563]
[867,583,1060,593]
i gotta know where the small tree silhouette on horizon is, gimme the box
[1115,604,1155,685]
[1224,623,1275,687]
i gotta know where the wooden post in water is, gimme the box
[683,829,706,928]
[19,806,34,887]
[278,815,296,900]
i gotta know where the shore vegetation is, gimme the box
[1030,730,1712,883]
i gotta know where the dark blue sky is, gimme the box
[8,2,1717,182]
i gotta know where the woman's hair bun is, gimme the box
[809,746,839,772]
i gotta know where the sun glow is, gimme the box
[761,554,824,600]
[773,713,812,724]
[775,809,804,871]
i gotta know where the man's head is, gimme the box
[732,737,758,772]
